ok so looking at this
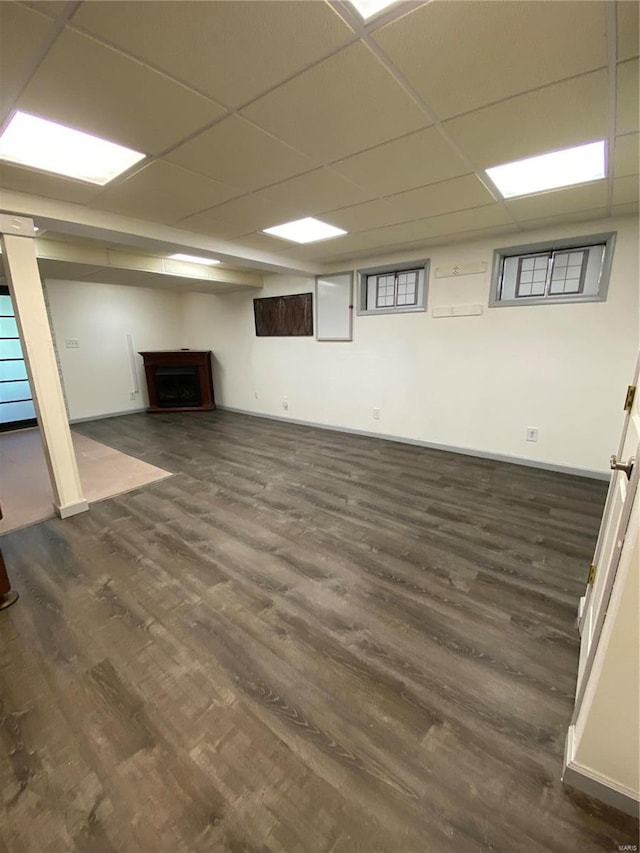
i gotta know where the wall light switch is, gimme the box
[65,338,80,349]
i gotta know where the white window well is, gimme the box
[490,233,615,307]
[358,260,429,315]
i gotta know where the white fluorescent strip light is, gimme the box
[350,0,399,20]
[263,217,347,244]
[486,141,606,199]
[0,111,145,185]
[169,253,220,265]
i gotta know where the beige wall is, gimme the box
[181,215,639,475]
[46,279,183,421]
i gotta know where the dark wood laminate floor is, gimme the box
[1,412,638,853]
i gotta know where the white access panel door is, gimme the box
[315,273,353,341]
[574,353,640,718]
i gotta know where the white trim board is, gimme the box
[563,726,640,818]
[218,407,609,481]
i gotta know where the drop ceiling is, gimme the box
[0,0,638,275]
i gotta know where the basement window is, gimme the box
[358,260,429,315]
[490,233,616,307]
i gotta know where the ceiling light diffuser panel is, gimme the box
[486,141,606,199]
[349,0,399,20]
[263,217,347,244]
[0,111,145,185]
[169,254,220,265]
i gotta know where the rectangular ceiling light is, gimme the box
[263,217,347,244]
[0,111,145,185]
[349,0,399,20]
[169,253,220,265]
[486,141,606,199]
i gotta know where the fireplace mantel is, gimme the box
[139,350,216,413]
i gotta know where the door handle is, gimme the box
[610,455,634,480]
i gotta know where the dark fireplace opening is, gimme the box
[153,366,202,408]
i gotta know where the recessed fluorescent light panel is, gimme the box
[0,111,145,185]
[169,253,220,265]
[486,141,606,199]
[349,0,399,20]
[263,217,347,244]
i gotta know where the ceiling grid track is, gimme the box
[605,0,618,216]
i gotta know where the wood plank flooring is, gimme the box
[1,411,638,852]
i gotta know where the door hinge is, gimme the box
[587,564,597,585]
[624,385,636,412]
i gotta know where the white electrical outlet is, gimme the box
[130,391,137,400]
[65,338,80,349]
[373,408,381,420]
[526,427,539,442]
[282,397,289,411]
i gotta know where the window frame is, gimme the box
[489,232,616,308]
[357,259,429,316]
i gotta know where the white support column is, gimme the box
[0,214,88,518]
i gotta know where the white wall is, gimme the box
[182,216,639,475]
[46,279,182,421]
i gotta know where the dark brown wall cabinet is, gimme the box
[253,293,313,336]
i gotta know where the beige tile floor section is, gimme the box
[0,428,172,534]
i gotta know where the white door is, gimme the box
[573,353,640,720]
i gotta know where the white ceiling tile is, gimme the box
[0,3,52,117]
[612,174,639,205]
[616,59,639,135]
[331,127,469,197]
[72,0,355,108]
[505,181,609,222]
[321,198,409,232]
[512,207,610,231]
[254,168,374,220]
[20,2,70,18]
[88,161,241,224]
[241,42,428,163]
[166,116,314,191]
[373,0,607,120]
[0,162,104,204]
[617,0,639,61]
[285,206,516,264]
[17,29,226,155]
[415,205,513,239]
[611,201,639,217]
[389,175,497,220]
[444,71,608,168]
[179,194,295,239]
[229,233,289,254]
[614,133,640,177]
[279,231,390,262]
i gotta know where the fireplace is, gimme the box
[139,351,215,413]
[154,366,201,408]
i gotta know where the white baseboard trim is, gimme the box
[70,407,147,424]
[54,499,89,519]
[563,726,640,817]
[218,406,609,481]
